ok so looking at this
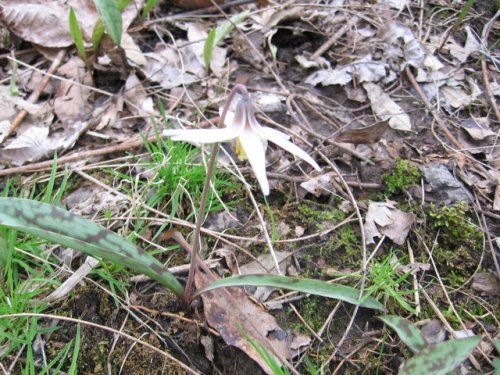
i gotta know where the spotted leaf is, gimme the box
[0,198,183,297]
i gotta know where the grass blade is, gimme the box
[0,198,184,297]
[195,274,385,310]
[400,336,480,375]
[378,315,427,353]
[92,0,122,46]
[68,324,80,374]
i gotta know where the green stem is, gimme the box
[183,84,249,304]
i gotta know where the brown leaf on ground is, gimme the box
[334,120,389,144]
[54,57,93,124]
[195,269,291,374]
[364,201,416,245]
[471,273,500,296]
[0,0,143,48]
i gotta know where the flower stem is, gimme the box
[183,84,248,304]
[183,142,219,304]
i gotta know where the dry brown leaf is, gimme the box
[300,172,336,197]
[123,74,156,118]
[460,118,495,141]
[195,270,291,374]
[334,121,389,144]
[0,0,143,48]
[471,273,500,295]
[305,54,388,87]
[363,82,412,132]
[54,57,93,124]
[364,201,416,245]
[239,252,291,302]
[494,184,500,211]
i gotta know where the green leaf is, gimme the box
[92,0,122,46]
[0,198,184,297]
[379,315,427,353]
[68,324,80,374]
[203,10,249,69]
[142,0,159,17]
[400,336,481,375]
[92,21,105,52]
[69,7,87,62]
[195,274,385,310]
[0,233,7,267]
[203,27,217,70]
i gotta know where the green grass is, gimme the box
[365,252,416,314]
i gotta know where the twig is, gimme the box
[312,16,359,59]
[1,49,67,145]
[407,241,421,316]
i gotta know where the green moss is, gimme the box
[383,159,421,196]
[427,202,482,248]
[297,201,347,231]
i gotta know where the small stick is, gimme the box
[2,49,67,144]
[481,57,500,123]
[312,16,359,59]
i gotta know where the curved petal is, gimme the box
[238,128,270,195]
[246,104,290,141]
[263,130,321,171]
[162,110,245,143]
[163,128,239,143]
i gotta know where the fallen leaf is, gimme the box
[334,120,389,144]
[0,0,143,48]
[306,54,388,86]
[123,74,156,118]
[54,57,93,124]
[364,201,416,245]
[422,164,470,204]
[195,270,291,374]
[460,118,495,141]
[447,26,480,63]
[471,273,500,295]
[420,320,446,345]
[300,172,336,197]
[440,85,471,108]
[239,252,291,302]
[363,82,412,132]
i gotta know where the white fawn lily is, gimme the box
[163,85,321,195]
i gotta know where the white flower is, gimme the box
[163,93,321,195]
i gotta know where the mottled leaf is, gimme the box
[195,274,385,310]
[400,336,481,375]
[0,198,184,297]
[379,315,427,353]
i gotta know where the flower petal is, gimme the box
[246,104,290,141]
[238,128,270,195]
[262,129,321,171]
[163,127,240,143]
